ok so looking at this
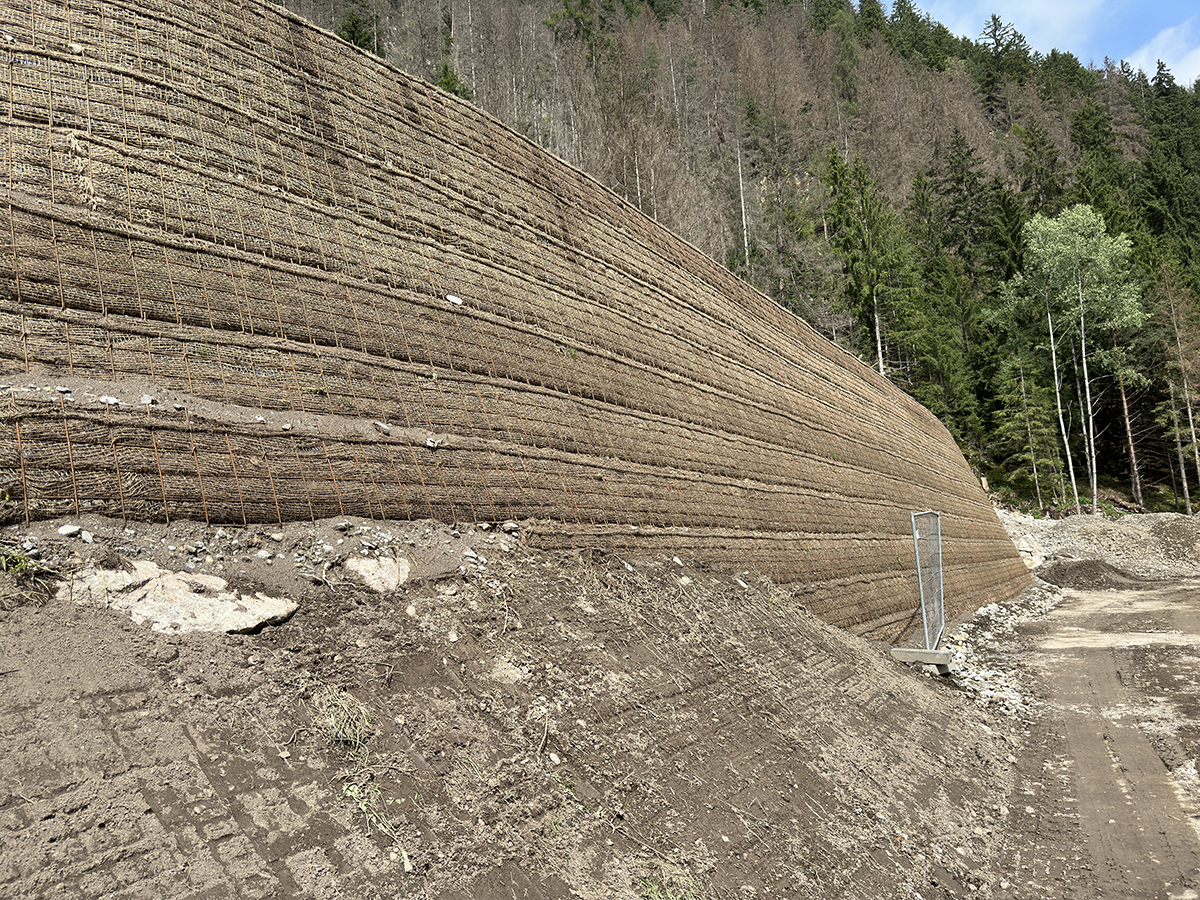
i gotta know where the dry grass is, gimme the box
[304,684,413,871]
[307,684,374,755]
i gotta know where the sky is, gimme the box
[906,0,1200,87]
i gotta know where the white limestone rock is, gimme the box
[344,556,411,593]
[60,560,297,634]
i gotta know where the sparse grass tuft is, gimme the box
[0,544,56,611]
[639,874,704,900]
[307,685,374,755]
[304,684,413,871]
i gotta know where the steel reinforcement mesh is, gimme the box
[0,0,1031,630]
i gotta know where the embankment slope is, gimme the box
[0,0,1029,630]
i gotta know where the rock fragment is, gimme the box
[60,559,297,634]
[344,556,411,593]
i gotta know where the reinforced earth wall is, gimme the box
[0,0,1031,632]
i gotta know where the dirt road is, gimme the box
[992,580,1200,900]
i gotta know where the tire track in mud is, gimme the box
[1012,584,1200,899]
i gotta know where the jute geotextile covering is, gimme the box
[0,0,1030,631]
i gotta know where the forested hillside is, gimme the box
[280,0,1200,515]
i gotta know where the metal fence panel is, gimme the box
[912,511,944,650]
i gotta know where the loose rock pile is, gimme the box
[1,514,522,629]
[941,582,1063,716]
[995,508,1200,579]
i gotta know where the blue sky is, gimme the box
[906,1,1200,87]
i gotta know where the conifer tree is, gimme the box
[824,148,916,377]
[994,351,1063,507]
[335,2,383,57]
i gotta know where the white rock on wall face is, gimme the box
[343,556,411,593]
[59,560,297,634]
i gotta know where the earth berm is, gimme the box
[2,508,1199,899]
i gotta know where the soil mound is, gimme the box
[1036,558,1159,590]
[996,509,1200,580]
[1,512,1019,899]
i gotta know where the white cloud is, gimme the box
[1127,17,1200,85]
[921,0,1106,53]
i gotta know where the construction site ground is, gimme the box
[2,508,1200,899]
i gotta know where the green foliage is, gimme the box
[1035,49,1095,109]
[823,147,917,376]
[1009,120,1065,215]
[435,6,473,101]
[739,97,824,312]
[811,0,852,33]
[545,0,601,56]
[973,15,1033,105]
[1022,205,1143,336]
[992,351,1065,506]
[336,3,383,57]
[855,0,887,44]
[886,0,964,71]
[1132,62,1200,295]
[830,6,859,108]
[0,545,39,576]
[435,62,473,101]
[0,544,53,610]
[1002,204,1146,510]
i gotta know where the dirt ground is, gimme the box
[1,509,1198,899]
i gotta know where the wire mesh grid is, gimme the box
[911,510,945,650]
[0,0,1031,629]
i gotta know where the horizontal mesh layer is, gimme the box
[0,0,1030,631]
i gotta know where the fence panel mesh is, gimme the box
[911,511,945,650]
[0,0,1031,633]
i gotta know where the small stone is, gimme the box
[98,396,120,406]
[81,530,94,544]
[55,385,71,394]
[373,421,390,435]
[548,752,560,765]
[139,394,155,405]
[501,521,519,532]
[256,549,272,559]
[57,524,82,537]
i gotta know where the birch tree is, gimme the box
[1014,204,1144,514]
